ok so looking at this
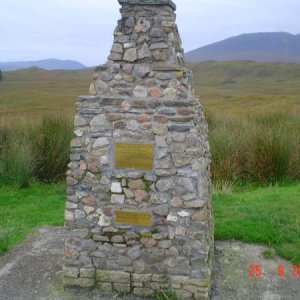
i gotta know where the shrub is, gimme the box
[31,117,73,182]
[209,111,300,184]
[0,117,73,187]
[0,127,34,188]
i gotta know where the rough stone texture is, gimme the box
[64,1,213,299]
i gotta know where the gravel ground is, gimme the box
[0,226,298,300]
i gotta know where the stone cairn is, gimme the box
[63,0,214,299]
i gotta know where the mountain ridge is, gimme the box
[185,32,300,63]
[0,59,86,71]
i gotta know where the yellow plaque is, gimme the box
[115,142,153,170]
[114,210,153,227]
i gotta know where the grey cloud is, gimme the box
[0,0,299,65]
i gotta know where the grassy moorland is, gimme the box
[0,61,299,262]
[0,67,92,123]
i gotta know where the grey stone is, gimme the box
[108,52,122,61]
[153,204,169,216]
[158,240,172,249]
[90,115,112,132]
[111,182,122,193]
[182,178,194,192]
[111,194,125,204]
[133,85,148,97]
[114,283,131,293]
[183,200,205,209]
[111,43,123,53]
[74,210,85,219]
[168,124,194,132]
[127,120,139,131]
[150,28,164,38]
[155,136,167,147]
[163,87,177,99]
[134,17,151,33]
[74,115,86,127]
[134,65,151,78]
[158,108,177,115]
[63,266,79,278]
[156,178,173,192]
[123,48,137,62]
[98,215,111,227]
[150,42,168,50]
[128,246,142,260]
[118,255,132,266]
[93,137,109,149]
[138,43,152,59]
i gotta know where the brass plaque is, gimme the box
[115,142,153,170]
[114,210,153,227]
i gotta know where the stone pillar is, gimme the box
[63,1,214,299]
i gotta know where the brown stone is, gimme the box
[140,238,157,248]
[82,196,97,206]
[178,107,193,116]
[137,114,151,123]
[170,196,183,207]
[152,50,167,61]
[123,48,137,62]
[134,190,148,202]
[106,114,124,122]
[103,206,113,215]
[153,115,167,123]
[134,18,151,33]
[191,212,206,221]
[129,180,146,190]
[148,87,162,98]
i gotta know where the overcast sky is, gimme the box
[0,0,299,66]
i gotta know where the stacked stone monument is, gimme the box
[63,0,213,299]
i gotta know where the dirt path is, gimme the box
[0,226,298,300]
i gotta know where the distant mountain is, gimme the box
[185,32,300,63]
[0,59,86,71]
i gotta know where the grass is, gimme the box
[0,181,65,255]
[154,290,178,300]
[0,117,73,186]
[213,182,300,264]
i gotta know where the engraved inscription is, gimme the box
[115,142,153,170]
[114,210,153,227]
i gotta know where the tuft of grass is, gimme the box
[262,248,276,259]
[31,117,73,182]
[0,125,35,188]
[213,183,300,264]
[0,182,65,255]
[209,112,300,184]
[154,290,178,300]
[0,117,73,186]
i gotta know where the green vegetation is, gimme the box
[0,117,72,187]
[213,183,300,264]
[154,290,178,300]
[0,182,65,255]
[209,112,299,183]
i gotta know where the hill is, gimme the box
[185,32,300,63]
[0,59,86,71]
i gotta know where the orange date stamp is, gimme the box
[249,264,300,278]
